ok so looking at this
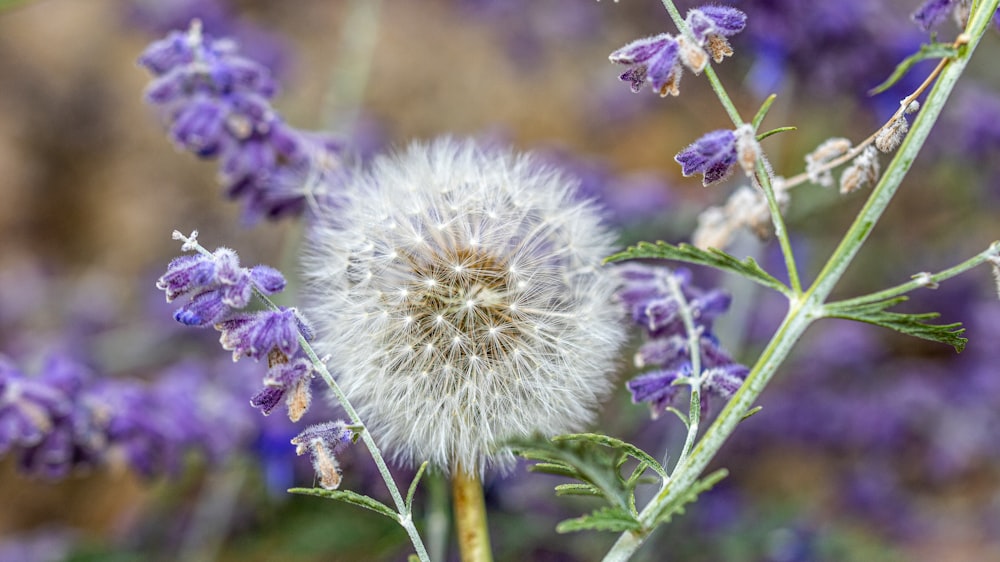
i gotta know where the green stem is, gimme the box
[665,273,703,474]
[660,0,802,294]
[603,1,999,559]
[828,241,1000,309]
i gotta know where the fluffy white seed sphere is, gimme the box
[302,138,626,474]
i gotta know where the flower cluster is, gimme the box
[609,5,746,96]
[139,21,344,224]
[0,353,258,479]
[157,231,316,422]
[616,263,748,417]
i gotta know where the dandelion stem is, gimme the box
[452,466,493,562]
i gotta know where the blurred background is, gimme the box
[1,0,1000,560]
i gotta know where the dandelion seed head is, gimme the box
[302,138,626,474]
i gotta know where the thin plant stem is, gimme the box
[320,0,383,132]
[659,0,802,294]
[452,466,493,562]
[426,472,451,562]
[665,273,704,474]
[172,231,431,562]
[602,1,1000,559]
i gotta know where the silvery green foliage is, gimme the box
[302,138,627,474]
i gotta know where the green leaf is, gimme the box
[405,461,429,511]
[756,126,796,142]
[605,241,790,295]
[552,433,668,479]
[751,93,777,130]
[653,469,729,527]
[824,296,966,352]
[510,435,633,511]
[869,41,959,95]
[740,405,763,422]
[556,507,642,534]
[554,483,603,497]
[288,487,398,521]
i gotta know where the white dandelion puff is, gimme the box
[302,138,627,475]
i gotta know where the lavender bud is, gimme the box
[839,146,881,194]
[610,34,683,96]
[805,137,852,188]
[291,421,354,490]
[675,129,738,186]
[875,115,909,153]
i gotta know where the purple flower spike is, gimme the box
[609,34,683,96]
[292,420,354,490]
[688,6,748,43]
[217,308,303,362]
[675,129,738,186]
[911,0,957,31]
[140,22,343,224]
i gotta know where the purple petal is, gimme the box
[609,34,674,65]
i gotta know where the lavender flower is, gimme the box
[616,263,747,417]
[686,5,747,63]
[139,22,344,223]
[158,231,317,422]
[609,34,683,96]
[292,420,355,490]
[675,129,738,186]
[302,138,627,474]
[157,246,285,327]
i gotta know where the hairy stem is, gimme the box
[452,467,493,562]
[603,1,1000,559]
[659,0,802,294]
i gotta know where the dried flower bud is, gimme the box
[905,100,920,114]
[677,35,708,74]
[692,206,733,250]
[875,115,909,153]
[806,138,852,187]
[735,125,759,177]
[706,35,734,63]
[839,146,880,194]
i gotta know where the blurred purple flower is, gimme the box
[617,263,747,417]
[139,22,345,224]
[292,420,355,490]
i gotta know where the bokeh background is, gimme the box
[2,0,1000,560]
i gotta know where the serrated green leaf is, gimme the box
[556,507,642,534]
[510,435,632,511]
[405,461,429,511]
[553,433,668,480]
[606,241,789,294]
[555,483,603,497]
[824,296,966,352]
[288,487,398,521]
[869,41,959,95]
[653,469,729,527]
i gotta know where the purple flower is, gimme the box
[217,307,308,362]
[609,34,683,96]
[139,22,344,224]
[291,420,355,490]
[912,0,959,31]
[249,358,313,421]
[617,263,747,418]
[627,367,686,418]
[687,6,748,43]
[157,246,286,327]
[675,129,738,186]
